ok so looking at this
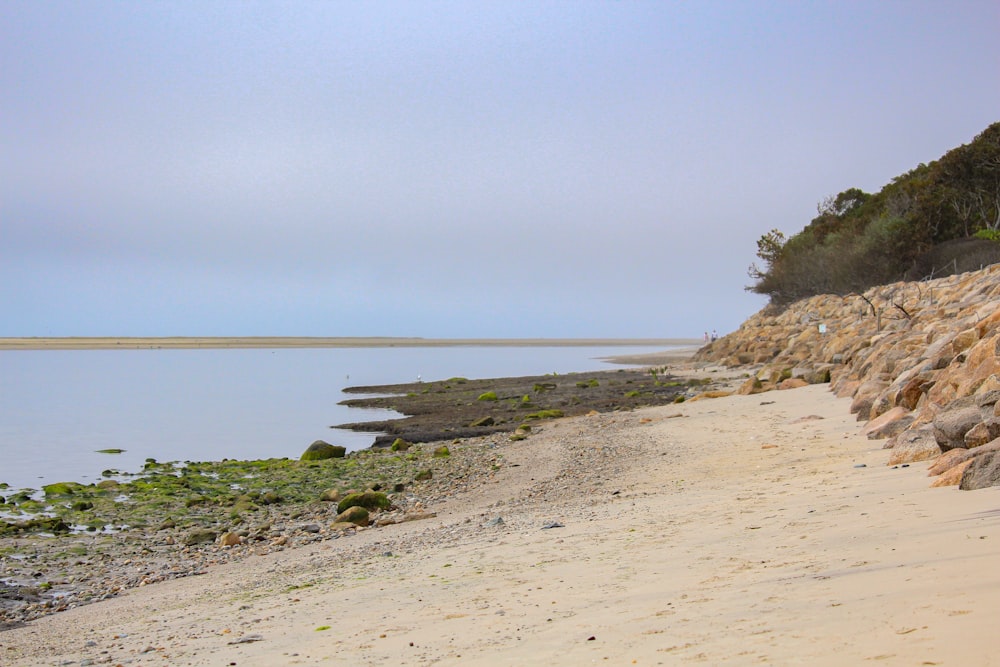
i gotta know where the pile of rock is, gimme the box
[696,263,1000,489]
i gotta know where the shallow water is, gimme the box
[0,345,670,491]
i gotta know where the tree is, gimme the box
[747,228,785,281]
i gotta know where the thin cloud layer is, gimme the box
[2,2,998,337]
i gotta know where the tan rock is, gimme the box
[862,406,913,440]
[219,532,242,547]
[930,459,973,487]
[319,488,341,502]
[965,418,1000,448]
[951,328,979,354]
[778,378,808,390]
[928,448,976,476]
[330,521,358,532]
[689,390,734,401]
[887,428,941,466]
[900,376,934,410]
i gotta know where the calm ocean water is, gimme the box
[0,346,673,492]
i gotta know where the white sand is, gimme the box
[4,383,998,666]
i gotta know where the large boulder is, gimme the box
[334,505,370,526]
[964,417,1000,448]
[959,450,1000,490]
[886,427,941,466]
[862,406,914,440]
[301,440,346,461]
[930,460,974,487]
[932,404,985,451]
[337,491,390,514]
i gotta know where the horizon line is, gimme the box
[0,336,703,351]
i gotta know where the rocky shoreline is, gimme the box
[697,263,1000,490]
[0,361,728,629]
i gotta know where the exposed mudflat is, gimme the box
[335,367,718,446]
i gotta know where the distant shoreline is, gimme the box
[0,336,701,351]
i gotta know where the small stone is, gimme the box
[219,532,242,547]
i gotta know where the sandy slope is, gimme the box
[3,383,998,666]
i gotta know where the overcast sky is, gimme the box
[2,1,997,338]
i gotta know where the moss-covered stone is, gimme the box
[390,438,411,452]
[525,409,564,420]
[335,505,370,526]
[433,445,451,458]
[42,482,85,497]
[477,391,498,401]
[300,440,346,461]
[336,491,390,514]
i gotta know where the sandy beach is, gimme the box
[3,374,998,665]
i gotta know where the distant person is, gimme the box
[704,331,709,342]
[711,329,718,342]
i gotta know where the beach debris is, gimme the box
[228,633,264,644]
[483,516,504,528]
[541,521,564,529]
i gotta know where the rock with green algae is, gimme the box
[301,440,346,461]
[42,482,86,497]
[335,505,370,526]
[336,491,390,514]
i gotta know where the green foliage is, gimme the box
[575,379,599,388]
[477,391,498,401]
[748,122,1000,305]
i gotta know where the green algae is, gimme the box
[2,444,441,537]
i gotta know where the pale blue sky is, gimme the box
[2,1,997,337]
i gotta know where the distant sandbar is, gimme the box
[0,336,701,351]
